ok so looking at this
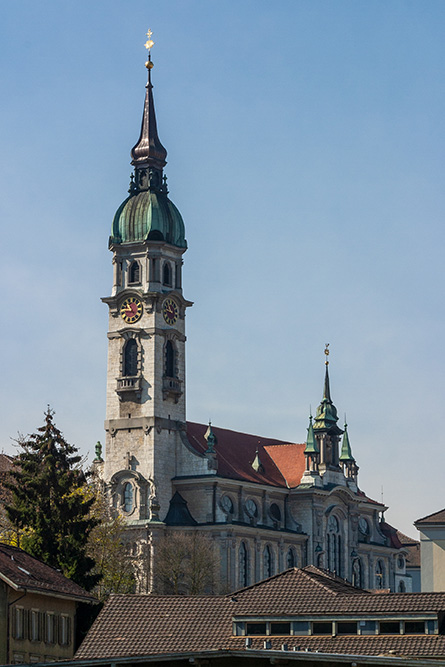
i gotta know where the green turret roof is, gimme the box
[339,422,355,462]
[111,189,186,247]
[110,56,186,249]
[304,415,319,454]
[313,365,343,435]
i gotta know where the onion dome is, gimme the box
[110,52,186,249]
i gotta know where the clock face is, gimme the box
[120,297,143,324]
[163,298,179,325]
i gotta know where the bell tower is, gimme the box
[102,35,192,520]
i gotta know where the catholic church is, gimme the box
[96,39,412,594]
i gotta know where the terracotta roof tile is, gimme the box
[186,422,293,487]
[264,444,306,488]
[0,543,96,602]
[76,567,445,660]
[415,508,445,525]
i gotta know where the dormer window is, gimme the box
[129,260,141,284]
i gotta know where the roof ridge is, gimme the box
[228,566,300,596]
[186,421,294,446]
[301,566,370,595]
[415,507,445,524]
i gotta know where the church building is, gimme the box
[97,42,412,594]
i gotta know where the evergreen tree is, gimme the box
[6,408,100,591]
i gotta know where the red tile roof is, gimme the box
[0,543,96,602]
[76,567,445,660]
[186,422,297,487]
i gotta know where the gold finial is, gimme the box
[324,343,330,366]
[145,28,155,70]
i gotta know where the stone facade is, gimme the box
[99,57,413,594]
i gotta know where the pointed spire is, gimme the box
[314,344,341,433]
[130,30,167,190]
[304,415,318,454]
[204,421,217,453]
[339,421,354,462]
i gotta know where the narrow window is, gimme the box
[163,262,172,286]
[124,339,138,377]
[165,340,175,377]
[30,610,39,641]
[327,515,342,576]
[45,613,55,644]
[398,580,406,592]
[287,547,296,568]
[239,542,248,588]
[263,545,274,578]
[14,607,24,640]
[123,483,133,512]
[60,615,71,645]
[129,261,140,284]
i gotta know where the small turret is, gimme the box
[340,421,359,487]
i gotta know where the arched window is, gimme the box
[352,557,362,588]
[398,580,406,592]
[165,340,175,377]
[163,262,172,286]
[123,483,133,513]
[124,339,138,377]
[375,560,385,589]
[327,515,342,576]
[263,545,274,579]
[129,261,141,284]
[239,542,248,588]
[287,547,297,568]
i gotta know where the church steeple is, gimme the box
[131,49,167,181]
[313,345,342,435]
[110,33,186,248]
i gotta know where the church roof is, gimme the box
[186,422,305,488]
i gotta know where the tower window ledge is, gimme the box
[163,376,182,402]
[116,376,142,397]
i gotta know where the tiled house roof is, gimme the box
[397,530,421,568]
[0,543,96,602]
[415,508,445,525]
[76,567,445,660]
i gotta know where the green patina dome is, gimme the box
[110,189,187,248]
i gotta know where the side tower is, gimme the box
[102,43,191,523]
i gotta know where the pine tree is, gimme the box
[6,408,100,591]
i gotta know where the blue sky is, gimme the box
[1,1,445,537]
